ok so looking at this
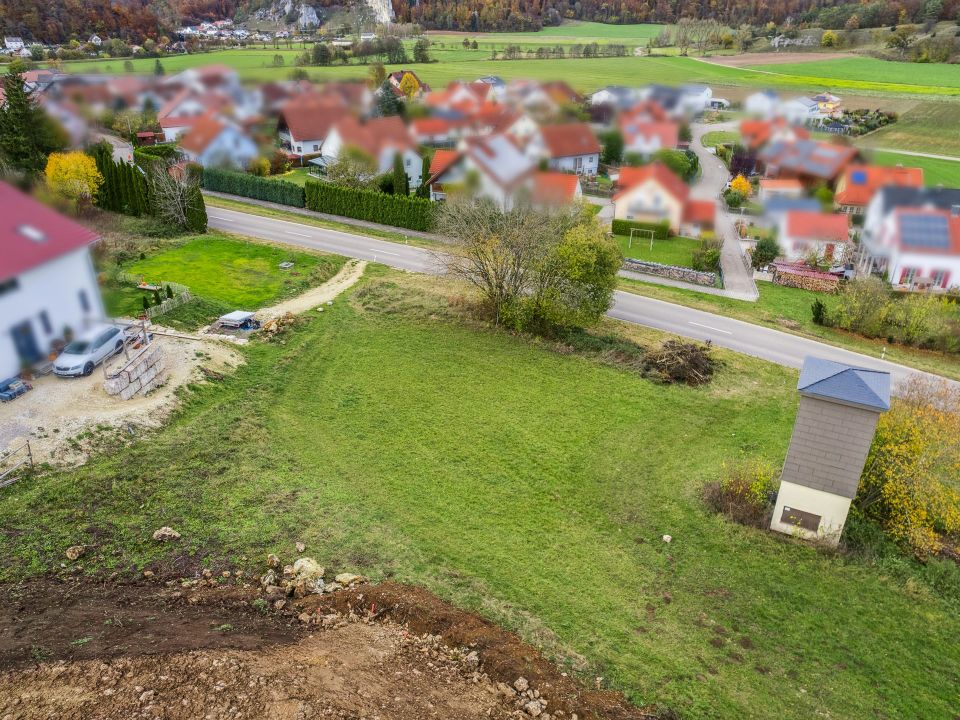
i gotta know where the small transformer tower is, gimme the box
[771,357,891,546]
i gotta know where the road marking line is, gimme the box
[285,231,310,237]
[209,215,234,221]
[688,321,732,335]
[370,248,400,256]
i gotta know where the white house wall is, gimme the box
[0,248,103,378]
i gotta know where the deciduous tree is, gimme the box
[44,151,103,205]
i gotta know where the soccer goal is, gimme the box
[628,227,655,251]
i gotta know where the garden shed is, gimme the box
[770,357,890,545]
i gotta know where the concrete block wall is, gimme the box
[779,396,879,500]
[103,345,168,400]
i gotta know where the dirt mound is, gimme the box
[0,578,667,720]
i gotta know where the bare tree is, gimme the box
[689,19,721,55]
[674,18,693,56]
[146,159,202,229]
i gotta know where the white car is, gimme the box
[53,324,125,377]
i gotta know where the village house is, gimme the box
[758,178,806,202]
[777,211,851,263]
[834,164,924,214]
[612,162,715,237]
[739,118,810,152]
[859,187,960,290]
[321,116,423,187]
[757,138,859,187]
[426,134,536,209]
[178,113,258,169]
[3,37,25,53]
[0,182,103,379]
[535,123,601,175]
[619,102,679,159]
[588,85,637,110]
[812,93,842,117]
[781,96,820,125]
[276,94,344,158]
[385,70,430,100]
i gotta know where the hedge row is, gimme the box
[203,168,305,208]
[304,179,435,232]
[611,219,671,239]
[92,146,150,217]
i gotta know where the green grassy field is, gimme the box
[618,277,960,380]
[858,100,960,156]
[2,266,957,719]
[38,46,960,99]
[618,234,700,267]
[747,55,960,89]
[428,21,668,46]
[101,233,345,326]
[867,149,960,186]
[700,130,739,147]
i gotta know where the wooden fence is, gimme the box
[115,272,192,319]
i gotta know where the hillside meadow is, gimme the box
[1,263,957,720]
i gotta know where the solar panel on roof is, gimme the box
[851,170,867,185]
[899,214,950,249]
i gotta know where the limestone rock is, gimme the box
[152,527,181,542]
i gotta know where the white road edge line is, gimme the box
[285,231,310,237]
[209,215,234,221]
[688,321,733,335]
[371,249,400,256]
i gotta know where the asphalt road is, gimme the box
[208,205,951,388]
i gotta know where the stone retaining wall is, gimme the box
[103,344,168,400]
[622,258,717,287]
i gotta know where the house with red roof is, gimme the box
[529,172,582,207]
[859,186,960,290]
[757,138,859,187]
[834,164,924,215]
[0,182,103,378]
[613,163,715,237]
[617,101,679,159]
[535,123,601,176]
[777,211,851,263]
[321,116,423,187]
[178,112,258,169]
[739,118,809,152]
[425,135,538,209]
[276,94,345,158]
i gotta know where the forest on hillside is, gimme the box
[1,0,953,43]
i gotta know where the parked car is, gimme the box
[828,263,855,280]
[53,324,125,377]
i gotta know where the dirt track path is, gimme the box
[256,259,367,321]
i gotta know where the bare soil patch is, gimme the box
[0,337,242,467]
[0,578,668,720]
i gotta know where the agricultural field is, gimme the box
[746,55,960,90]
[618,234,700,267]
[101,233,345,327]
[857,100,960,157]
[427,21,669,47]
[23,40,960,100]
[867,150,960,186]
[1,263,958,720]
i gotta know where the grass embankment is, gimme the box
[618,277,960,380]
[858,100,960,156]
[618,234,700,267]
[1,266,957,719]
[102,233,345,327]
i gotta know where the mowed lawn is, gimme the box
[102,233,346,326]
[122,234,342,308]
[868,149,960,186]
[618,234,700,267]
[748,55,960,89]
[1,268,957,719]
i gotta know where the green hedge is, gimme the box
[91,145,149,217]
[611,219,670,239]
[203,168,305,208]
[304,179,435,232]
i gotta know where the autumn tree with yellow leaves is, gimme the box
[730,174,751,196]
[45,151,103,206]
[855,378,960,557]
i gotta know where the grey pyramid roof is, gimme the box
[797,357,890,412]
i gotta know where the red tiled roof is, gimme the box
[891,209,960,256]
[179,113,226,155]
[539,123,600,159]
[333,115,414,157]
[411,117,462,137]
[835,164,924,207]
[683,199,716,226]
[530,172,580,205]
[619,119,679,150]
[760,178,804,191]
[620,100,669,123]
[614,162,689,204]
[740,118,809,151]
[278,95,344,141]
[159,114,201,129]
[429,149,460,179]
[0,182,99,282]
[785,211,850,242]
